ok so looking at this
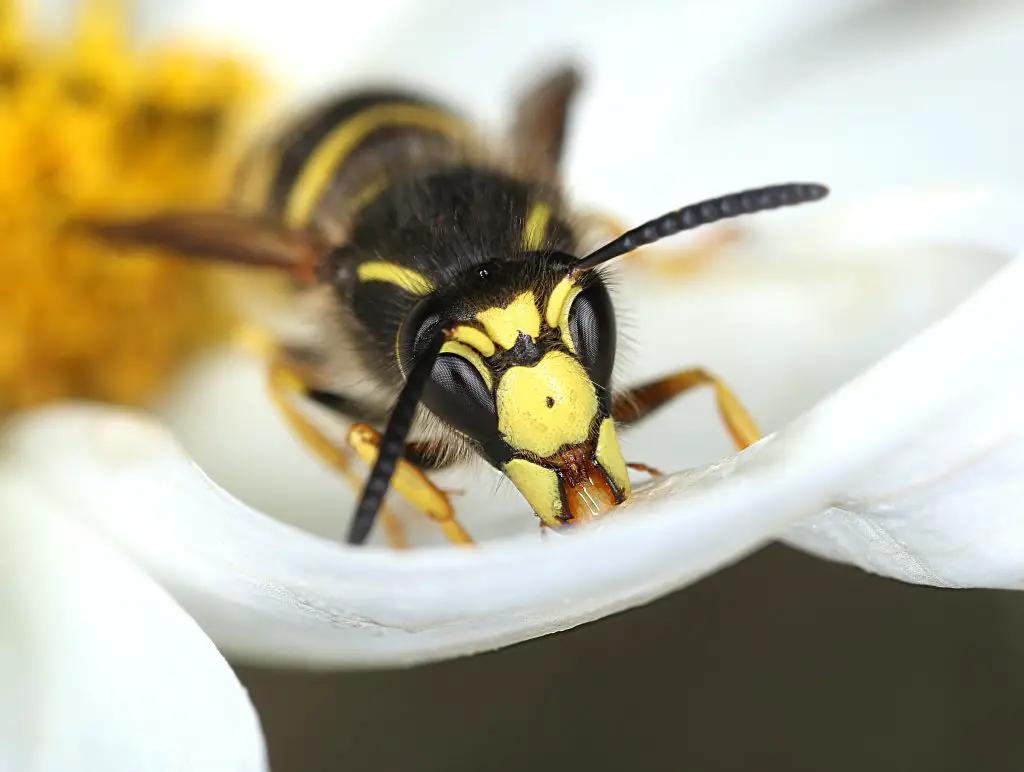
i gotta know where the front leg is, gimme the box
[270,353,474,547]
[347,424,474,546]
[613,367,762,451]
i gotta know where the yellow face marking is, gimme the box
[476,291,541,350]
[440,341,493,391]
[544,276,576,329]
[496,350,598,457]
[557,283,584,354]
[596,418,631,497]
[450,324,496,358]
[544,276,584,354]
[357,261,436,295]
[505,459,562,527]
[285,104,471,227]
[522,201,551,251]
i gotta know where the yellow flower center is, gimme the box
[0,0,265,411]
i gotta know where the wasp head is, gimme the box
[398,253,631,528]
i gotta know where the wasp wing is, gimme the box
[509,63,583,180]
[73,210,331,285]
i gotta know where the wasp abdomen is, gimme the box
[234,90,477,235]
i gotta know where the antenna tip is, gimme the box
[798,183,830,201]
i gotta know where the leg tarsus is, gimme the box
[614,367,762,451]
[627,462,663,477]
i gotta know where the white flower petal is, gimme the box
[313,0,1024,211]
[0,387,914,668]
[781,312,1024,587]
[159,0,878,96]
[776,188,1024,585]
[0,490,268,770]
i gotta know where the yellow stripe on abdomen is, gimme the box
[284,103,473,228]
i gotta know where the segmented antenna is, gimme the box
[346,327,446,545]
[571,183,829,274]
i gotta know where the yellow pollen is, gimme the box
[0,0,264,411]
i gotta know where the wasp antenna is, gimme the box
[571,182,830,274]
[346,327,446,546]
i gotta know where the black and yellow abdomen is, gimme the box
[232,90,480,234]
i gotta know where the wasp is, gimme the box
[84,64,829,547]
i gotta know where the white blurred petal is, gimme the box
[291,0,1024,211]
[775,187,1024,584]
[155,0,885,93]
[0,386,921,668]
[149,0,1024,208]
[780,314,1024,586]
[0,494,268,770]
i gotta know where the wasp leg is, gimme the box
[627,462,664,477]
[347,423,475,546]
[578,210,742,277]
[613,368,762,451]
[268,356,411,549]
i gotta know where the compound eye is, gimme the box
[566,281,615,388]
[423,353,496,440]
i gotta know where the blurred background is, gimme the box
[13,0,1024,769]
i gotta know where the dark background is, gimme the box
[236,543,1024,771]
